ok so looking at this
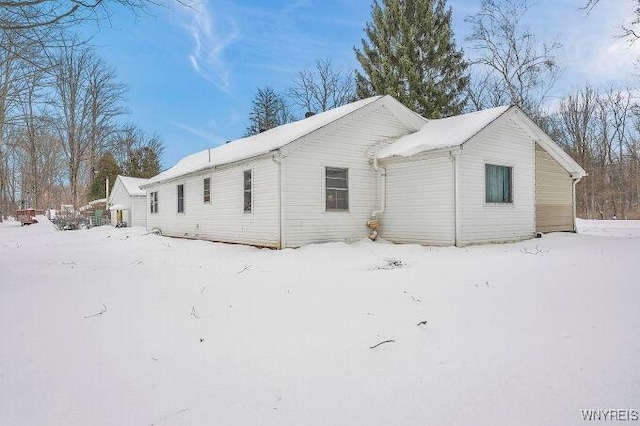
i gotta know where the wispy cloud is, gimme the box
[180,0,240,91]
[170,121,224,144]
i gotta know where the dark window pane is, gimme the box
[336,190,348,210]
[326,177,348,189]
[326,167,347,179]
[177,184,184,213]
[244,170,252,212]
[204,178,211,202]
[244,191,252,212]
[325,167,349,211]
[326,189,336,210]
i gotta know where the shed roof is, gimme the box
[118,176,149,196]
[143,96,385,187]
[378,105,510,158]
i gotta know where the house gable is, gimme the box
[280,99,423,248]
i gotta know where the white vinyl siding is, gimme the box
[457,116,535,244]
[108,180,127,226]
[381,156,455,245]
[281,103,416,248]
[130,197,146,227]
[145,157,279,247]
[108,177,149,228]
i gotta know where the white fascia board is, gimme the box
[377,146,463,165]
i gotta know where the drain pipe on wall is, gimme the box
[572,175,583,232]
[368,156,386,240]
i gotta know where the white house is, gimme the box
[108,175,149,227]
[140,95,586,248]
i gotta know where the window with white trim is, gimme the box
[243,170,252,213]
[325,167,349,211]
[150,191,158,213]
[485,164,513,203]
[177,184,185,213]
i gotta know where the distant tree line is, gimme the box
[245,0,640,218]
[0,3,168,219]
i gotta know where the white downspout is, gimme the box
[572,176,582,232]
[274,151,284,249]
[452,152,460,246]
[368,156,386,240]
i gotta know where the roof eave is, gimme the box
[512,108,588,179]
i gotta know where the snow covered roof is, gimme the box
[378,105,511,159]
[143,96,384,187]
[118,176,149,196]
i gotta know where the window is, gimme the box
[177,184,185,213]
[150,191,158,213]
[325,167,349,211]
[243,170,252,213]
[485,164,513,203]
[203,177,211,203]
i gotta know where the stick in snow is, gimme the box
[84,304,107,318]
[191,306,200,319]
[150,407,189,425]
[236,264,251,274]
[369,339,395,349]
[417,320,428,327]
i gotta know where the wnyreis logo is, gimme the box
[580,409,639,421]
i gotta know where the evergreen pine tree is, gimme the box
[89,152,120,200]
[354,0,469,118]
[245,87,294,136]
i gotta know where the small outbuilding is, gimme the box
[140,96,586,248]
[108,176,149,227]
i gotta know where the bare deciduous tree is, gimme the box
[583,0,640,41]
[112,124,164,178]
[0,28,43,220]
[465,0,562,115]
[553,86,640,219]
[0,0,193,31]
[48,41,126,207]
[288,58,355,114]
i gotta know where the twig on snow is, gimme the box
[84,304,107,318]
[191,306,200,319]
[417,320,428,327]
[521,245,550,255]
[150,407,189,425]
[236,264,251,274]
[369,339,395,349]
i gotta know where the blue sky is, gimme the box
[86,0,639,169]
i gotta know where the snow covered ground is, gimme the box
[1,217,639,425]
